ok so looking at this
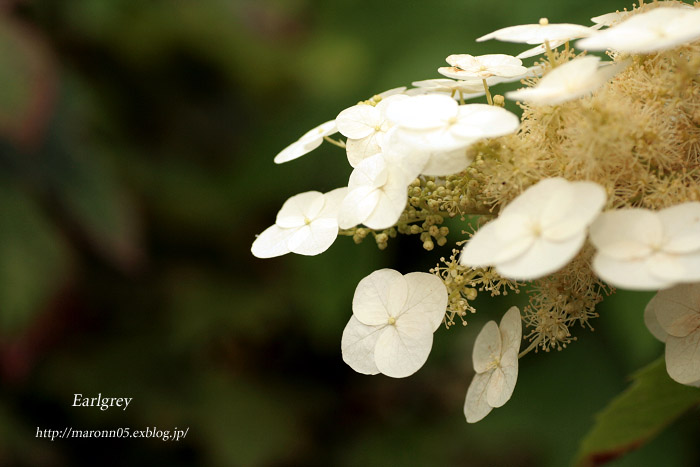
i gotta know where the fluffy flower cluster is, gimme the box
[253,1,700,423]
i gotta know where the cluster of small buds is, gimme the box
[431,247,520,327]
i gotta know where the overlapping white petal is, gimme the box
[385,94,520,153]
[341,269,448,378]
[461,178,606,280]
[590,202,700,290]
[577,7,700,54]
[506,56,625,105]
[251,187,348,258]
[336,95,409,167]
[410,79,485,100]
[273,120,338,164]
[477,18,592,45]
[645,283,700,386]
[464,306,522,423]
[438,54,527,79]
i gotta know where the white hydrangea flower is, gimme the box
[577,7,700,54]
[477,18,592,45]
[438,54,527,80]
[337,152,417,230]
[251,188,348,258]
[464,306,521,423]
[341,269,448,378]
[515,24,603,59]
[460,177,606,280]
[336,95,409,168]
[590,10,630,27]
[384,94,520,153]
[506,56,624,105]
[644,283,700,386]
[409,79,485,100]
[273,120,338,164]
[590,202,700,290]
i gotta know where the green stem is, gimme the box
[323,136,346,148]
[482,79,493,105]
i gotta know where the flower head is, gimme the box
[464,306,522,423]
[645,283,700,386]
[251,188,347,258]
[506,56,625,105]
[477,18,591,45]
[577,7,700,54]
[341,269,448,378]
[461,178,607,280]
[590,203,700,290]
[438,54,527,80]
[273,120,338,164]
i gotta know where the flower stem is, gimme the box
[323,136,346,148]
[544,40,557,67]
[482,79,493,106]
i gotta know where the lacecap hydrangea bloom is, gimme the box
[252,0,700,431]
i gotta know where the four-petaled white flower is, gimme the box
[251,188,347,258]
[590,202,700,290]
[273,120,338,164]
[506,56,625,106]
[438,54,527,80]
[409,79,484,100]
[341,269,448,378]
[336,95,409,167]
[577,7,700,54]
[464,306,522,423]
[644,283,700,386]
[461,177,606,280]
[384,94,520,153]
[477,18,592,44]
[337,152,418,230]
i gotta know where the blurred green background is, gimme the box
[0,0,697,465]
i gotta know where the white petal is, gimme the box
[589,209,662,260]
[464,371,494,423]
[348,153,388,190]
[541,181,607,241]
[362,168,409,230]
[341,315,382,375]
[591,254,674,291]
[346,135,382,168]
[666,332,700,386]
[276,191,326,228]
[402,272,448,331]
[287,219,339,256]
[452,104,520,140]
[385,94,458,131]
[644,295,668,343]
[648,283,700,338]
[486,350,518,408]
[421,147,474,177]
[374,312,434,378]
[337,185,379,229]
[659,202,700,254]
[352,269,406,326]
[460,217,534,267]
[477,22,592,44]
[336,104,380,139]
[473,321,501,374]
[273,120,337,164]
[250,224,294,258]
[318,187,349,219]
[495,233,585,281]
[499,306,522,353]
[501,178,570,219]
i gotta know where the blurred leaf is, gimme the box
[575,357,700,467]
[50,143,142,271]
[0,181,70,334]
[0,16,55,147]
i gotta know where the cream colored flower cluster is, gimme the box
[252,1,700,423]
